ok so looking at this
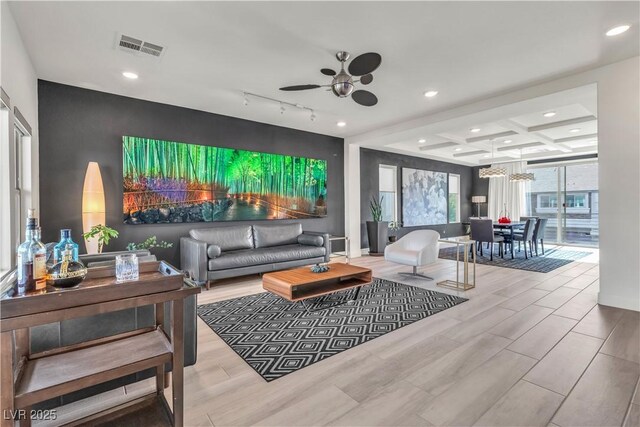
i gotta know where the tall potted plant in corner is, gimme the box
[366,196,389,255]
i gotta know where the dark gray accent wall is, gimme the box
[471,166,490,217]
[360,148,474,248]
[38,81,345,266]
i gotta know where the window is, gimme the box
[448,173,460,223]
[0,98,10,273]
[538,194,558,209]
[566,193,588,208]
[378,165,397,222]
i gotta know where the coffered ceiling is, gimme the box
[374,84,598,165]
[6,1,638,144]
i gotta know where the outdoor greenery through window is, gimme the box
[448,174,460,223]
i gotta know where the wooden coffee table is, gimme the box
[262,263,373,312]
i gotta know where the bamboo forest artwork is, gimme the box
[122,136,328,224]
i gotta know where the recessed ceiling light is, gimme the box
[470,128,481,133]
[454,148,462,152]
[122,71,138,79]
[543,111,556,118]
[418,138,426,143]
[503,139,512,144]
[337,121,346,127]
[483,154,491,158]
[606,25,630,36]
[424,90,438,98]
[569,128,581,133]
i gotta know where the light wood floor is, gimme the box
[38,246,640,427]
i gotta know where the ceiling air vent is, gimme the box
[117,34,165,59]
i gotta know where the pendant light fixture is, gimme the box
[509,148,535,182]
[479,139,506,178]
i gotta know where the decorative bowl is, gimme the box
[310,264,330,273]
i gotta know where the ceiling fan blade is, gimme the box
[352,90,378,107]
[348,52,382,76]
[321,68,336,76]
[279,84,322,91]
[360,74,373,85]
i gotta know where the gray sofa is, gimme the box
[181,223,330,288]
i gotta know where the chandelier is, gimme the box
[509,172,535,182]
[479,166,507,178]
[479,139,506,178]
[509,148,535,182]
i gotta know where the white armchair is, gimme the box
[384,230,440,280]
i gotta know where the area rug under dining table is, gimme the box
[197,278,466,381]
[438,246,590,273]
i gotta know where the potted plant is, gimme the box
[127,236,173,253]
[388,221,403,242]
[82,224,119,254]
[366,196,389,255]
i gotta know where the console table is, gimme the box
[0,261,200,427]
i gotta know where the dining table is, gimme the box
[492,221,526,259]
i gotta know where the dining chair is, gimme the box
[470,219,504,261]
[532,218,548,255]
[511,218,536,259]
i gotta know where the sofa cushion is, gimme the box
[253,223,303,248]
[207,244,222,258]
[190,226,253,251]
[208,244,325,271]
[298,234,324,247]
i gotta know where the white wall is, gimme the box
[0,2,39,269]
[344,143,362,258]
[346,56,640,311]
[593,58,639,311]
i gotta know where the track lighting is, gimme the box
[242,91,317,121]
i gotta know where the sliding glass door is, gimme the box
[562,163,598,245]
[526,161,598,247]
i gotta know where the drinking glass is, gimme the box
[115,254,139,283]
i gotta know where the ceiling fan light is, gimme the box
[332,82,354,97]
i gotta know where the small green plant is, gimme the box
[369,196,384,222]
[389,221,403,232]
[82,224,119,254]
[127,236,173,252]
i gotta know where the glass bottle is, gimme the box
[53,229,79,264]
[16,209,47,295]
[47,244,87,288]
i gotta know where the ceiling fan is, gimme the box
[279,51,381,107]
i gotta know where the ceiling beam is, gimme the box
[527,115,596,132]
[554,133,598,143]
[419,141,458,151]
[465,130,518,143]
[453,150,488,157]
[496,141,544,151]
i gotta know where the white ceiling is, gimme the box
[7,1,639,142]
[381,84,598,165]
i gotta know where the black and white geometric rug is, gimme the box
[197,278,467,381]
[438,246,590,273]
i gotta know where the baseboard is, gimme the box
[597,292,640,312]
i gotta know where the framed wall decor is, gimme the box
[122,136,327,224]
[401,167,448,226]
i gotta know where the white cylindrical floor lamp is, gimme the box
[82,162,106,254]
